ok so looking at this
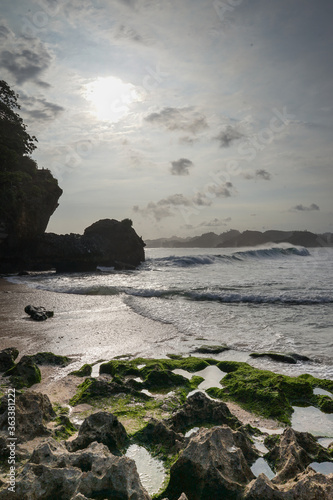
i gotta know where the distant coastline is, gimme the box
[145,229,333,248]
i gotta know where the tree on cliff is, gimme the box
[0,80,37,167]
[0,81,62,257]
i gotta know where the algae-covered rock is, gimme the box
[250,351,297,364]
[53,415,77,440]
[69,377,150,406]
[70,364,92,377]
[194,344,230,354]
[208,361,319,424]
[0,392,55,443]
[66,411,128,453]
[23,352,71,366]
[4,357,41,388]
[0,347,19,372]
[141,364,191,391]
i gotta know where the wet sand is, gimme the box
[0,278,181,367]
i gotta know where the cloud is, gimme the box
[291,203,320,212]
[20,94,64,122]
[0,34,52,84]
[170,158,194,175]
[214,125,244,147]
[113,24,145,44]
[242,169,272,180]
[255,169,272,180]
[133,182,234,221]
[198,217,232,228]
[145,107,208,134]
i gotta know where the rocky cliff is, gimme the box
[0,156,63,272]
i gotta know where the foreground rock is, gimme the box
[265,427,332,482]
[0,392,55,443]
[162,426,256,500]
[244,469,333,499]
[3,357,41,388]
[0,347,19,372]
[0,439,150,500]
[66,411,128,453]
[167,391,241,434]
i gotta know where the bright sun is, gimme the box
[84,76,141,122]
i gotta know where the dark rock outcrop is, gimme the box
[135,418,185,454]
[3,356,41,388]
[163,426,256,500]
[66,411,128,453]
[0,392,55,443]
[0,347,19,372]
[24,304,54,321]
[34,218,145,272]
[2,439,151,500]
[167,391,241,434]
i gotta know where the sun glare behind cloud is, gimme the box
[84,76,141,122]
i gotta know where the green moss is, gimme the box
[250,352,297,364]
[69,378,94,406]
[25,352,71,366]
[53,415,76,440]
[4,359,41,389]
[195,344,230,354]
[298,374,333,393]
[99,360,140,377]
[70,364,92,377]
[207,362,330,425]
[313,395,333,413]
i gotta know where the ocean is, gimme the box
[7,244,333,380]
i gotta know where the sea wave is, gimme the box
[144,246,310,268]
[63,285,332,305]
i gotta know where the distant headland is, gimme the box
[145,229,333,248]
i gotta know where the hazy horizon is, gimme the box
[1,0,332,239]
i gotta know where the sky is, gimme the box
[1,0,332,239]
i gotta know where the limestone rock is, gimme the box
[0,392,55,443]
[266,427,332,482]
[2,439,151,500]
[66,411,128,453]
[244,468,333,500]
[167,391,241,434]
[163,426,255,500]
[136,418,185,453]
[0,347,19,372]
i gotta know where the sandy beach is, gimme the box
[0,277,182,369]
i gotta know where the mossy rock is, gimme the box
[99,360,140,377]
[314,395,333,413]
[4,358,41,389]
[207,362,327,425]
[69,377,151,406]
[194,344,230,354]
[70,364,92,377]
[23,352,71,366]
[141,365,191,391]
[250,352,297,364]
[53,415,77,439]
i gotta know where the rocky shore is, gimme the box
[0,347,332,499]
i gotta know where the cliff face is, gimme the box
[0,156,63,270]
